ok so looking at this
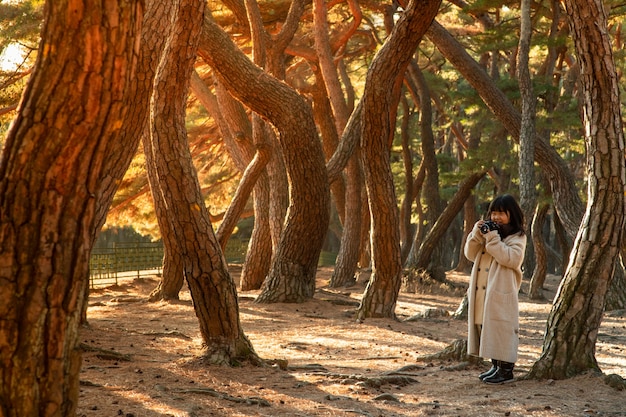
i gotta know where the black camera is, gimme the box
[480,220,499,234]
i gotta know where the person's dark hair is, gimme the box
[486,194,525,237]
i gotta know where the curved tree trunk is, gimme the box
[240,173,273,290]
[198,13,331,303]
[528,0,625,379]
[356,0,442,320]
[330,154,363,287]
[404,64,443,271]
[148,0,256,363]
[0,2,142,415]
[528,203,550,300]
[143,1,184,303]
[212,81,273,289]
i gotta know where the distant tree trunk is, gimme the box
[312,0,363,288]
[399,97,415,263]
[405,159,426,266]
[455,195,477,273]
[517,0,537,279]
[240,173,273,291]
[414,171,487,276]
[528,203,550,300]
[330,153,363,287]
[0,2,142,416]
[311,67,346,223]
[212,81,273,290]
[188,70,271,252]
[356,0,442,320]
[552,209,572,275]
[149,0,256,363]
[528,0,626,379]
[405,64,443,271]
[605,254,626,311]
[198,13,331,303]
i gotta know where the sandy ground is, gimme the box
[77,267,626,417]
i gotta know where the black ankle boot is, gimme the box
[483,361,515,384]
[478,359,499,381]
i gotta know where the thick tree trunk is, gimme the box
[356,0,441,320]
[528,0,625,379]
[142,0,183,302]
[0,2,142,416]
[148,0,256,363]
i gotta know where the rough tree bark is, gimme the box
[0,1,142,416]
[356,0,441,320]
[138,0,185,303]
[148,0,256,363]
[528,0,626,379]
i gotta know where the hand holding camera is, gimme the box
[480,220,500,234]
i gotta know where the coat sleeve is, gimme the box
[464,223,485,262]
[484,232,526,270]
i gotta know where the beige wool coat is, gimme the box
[464,224,526,363]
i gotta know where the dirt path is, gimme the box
[77,268,626,417]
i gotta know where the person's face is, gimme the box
[490,209,510,225]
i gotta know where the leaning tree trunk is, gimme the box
[413,171,486,279]
[528,203,550,300]
[0,2,142,416]
[149,0,256,363]
[356,0,442,320]
[455,194,477,273]
[528,0,626,379]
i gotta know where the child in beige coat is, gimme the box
[464,194,526,384]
